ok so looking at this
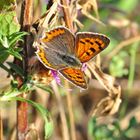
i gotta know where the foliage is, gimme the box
[0,0,140,140]
[88,117,138,140]
[109,51,128,77]
[0,1,54,139]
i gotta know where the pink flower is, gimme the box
[82,63,87,72]
[51,70,61,85]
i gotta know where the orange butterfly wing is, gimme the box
[75,33,110,63]
[59,67,87,89]
[41,27,75,54]
[36,27,110,89]
[35,27,76,70]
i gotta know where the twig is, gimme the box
[65,82,76,140]
[89,79,140,92]
[60,0,74,32]
[52,81,70,140]
[107,35,140,60]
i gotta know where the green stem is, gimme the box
[128,42,139,89]
[119,42,139,119]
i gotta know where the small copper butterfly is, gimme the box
[35,27,110,89]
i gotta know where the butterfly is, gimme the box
[35,27,110,89]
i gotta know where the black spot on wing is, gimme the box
[80,41,86,44]
[99,46,104,50]
[90,42,94,45]
[77,76,82,79]
[44,35,48,39]
[95,41,101,46]
[90,48,96,53]
[85,39,90,42]
[86,52,90,56]
[68,74,72,78]
[95,41,104,50]
[75,80,84,83]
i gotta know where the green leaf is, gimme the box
[0,63,12,74]
[0,36,23,63]
[113,121,121,131]
[14,97,54,139]
[7,47,22,60]
[127,117,137,130]
[0,83,53,139]
[14,47,23,52]
[109,51,128,77]
[117,0,138,13]
[0,1,18,36]
[7,62,24,76]
[88,117,97,138]
[0,0,16,12]
[0,36,9,48]
[35,84,53,94]
[8,31,28,47]
[0,12,20,36]
[0,47,9,63]
[124,117,138,139]
[0,83,33,101]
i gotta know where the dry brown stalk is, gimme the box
[52,81,70,140]
[60,0,74,32]
[107,35,140,60]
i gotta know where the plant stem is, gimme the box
[128,42,139,89]
[52,81,70,140]
[119,42,139,119]
[17,0,33,139]
[65,82,76,140]
[17,101,28,140]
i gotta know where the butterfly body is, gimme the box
[35,27,110,89]
[36,44,82,69]
[57,53,82,68]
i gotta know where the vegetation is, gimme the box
[0,0,140,140]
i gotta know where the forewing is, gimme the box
[75,33,110,63]
[41,27,75,54]
[59,67,87,89]
[36,45,66,70]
